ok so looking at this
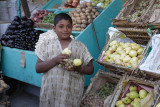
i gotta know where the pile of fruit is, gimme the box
[1,16,44,51]
[90,0,112,8]
[120,0,150,22]
[116,84,154,107]
[69,2,100,31]
[30,10,53,23]
[103,40,144,68]
[81,82,116,106]
[63,0,80,8]
[58,48,82,70]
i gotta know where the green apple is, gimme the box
[122,97,132,104]
[119,104,125,107]
[139,89,148,99]
[101,0,105,3]
[92,2,97,6]
[129,86,137,92]
[116,100,124,107]
[126,93,130,97]
[133,98,140,103]
[129,91,139,100]
[133,102,141,107]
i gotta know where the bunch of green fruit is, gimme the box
[90,0,112,8]
[116,84,154,107]
[99,82,115,98]
[58,48,83,70]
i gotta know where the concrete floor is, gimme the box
[7,82,40,107]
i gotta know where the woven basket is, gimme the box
[34,23,54,29]
[112,0,156,28]
[110,75,160,107]
[97,27,154,74]
[80,70,122,107]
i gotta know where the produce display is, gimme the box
[63,0,80,8]
[116,83,154,107]
[81,82,116,107]
[58,48,83,69]
[0,80,8,92]
[69,2,100,31]
[90,0,112,8]
[103,40,144,68]
[120,0,150,22]
[1,16,44,51]
[30,10,53,23]
[42,13,56,24]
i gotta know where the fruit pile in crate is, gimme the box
[69,2,100,31]
[97,27,152,73]
[103,40,144,69]
[89,0,112,8]
[30,10,56,29]
[81,70,121,107]
[112,0,154,28]
[111,76,159,107]
[63,0,80,8]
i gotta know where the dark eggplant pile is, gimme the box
[1,16,44,51]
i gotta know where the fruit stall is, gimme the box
[1,0,124,87]
[2,0,160,106]
[80,0,160,106]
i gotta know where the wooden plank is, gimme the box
[20,0,31,18]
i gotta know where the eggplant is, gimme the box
[21,16,27,21]
[8,25,17,29]
[26,19,34,27]
[19,29,26,33]
[14,29,20,34]
[18,24,24,29]
[7,40,15,47]
[5,29,14,35]
[14,16,20,21]
[1,40,7,46]
[11,21,20,25]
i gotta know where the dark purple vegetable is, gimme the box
[21,16,27,21]
[1,40,7,46]
[14,16,20,21]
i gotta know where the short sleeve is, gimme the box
[35,34,48,61]
[81,44,93,66]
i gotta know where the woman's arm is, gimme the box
[36,54,69,73]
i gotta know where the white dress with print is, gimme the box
[35,30,93,107]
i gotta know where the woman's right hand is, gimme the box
[54,54,69,65]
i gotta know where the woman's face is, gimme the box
[53,19,72,40]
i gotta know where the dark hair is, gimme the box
[54,13,72,26]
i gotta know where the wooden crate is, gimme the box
[80,70,122,107]
[97,27,154,74]
[112,0,155,28]
[110,75,159,107]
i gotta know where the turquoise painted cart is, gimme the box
[2,0,123,87]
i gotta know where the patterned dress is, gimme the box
[35,30,93,107]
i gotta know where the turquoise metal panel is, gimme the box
[76,0,123,86]
[2,47,42,87]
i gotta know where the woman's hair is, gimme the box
[54,13,72,26]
